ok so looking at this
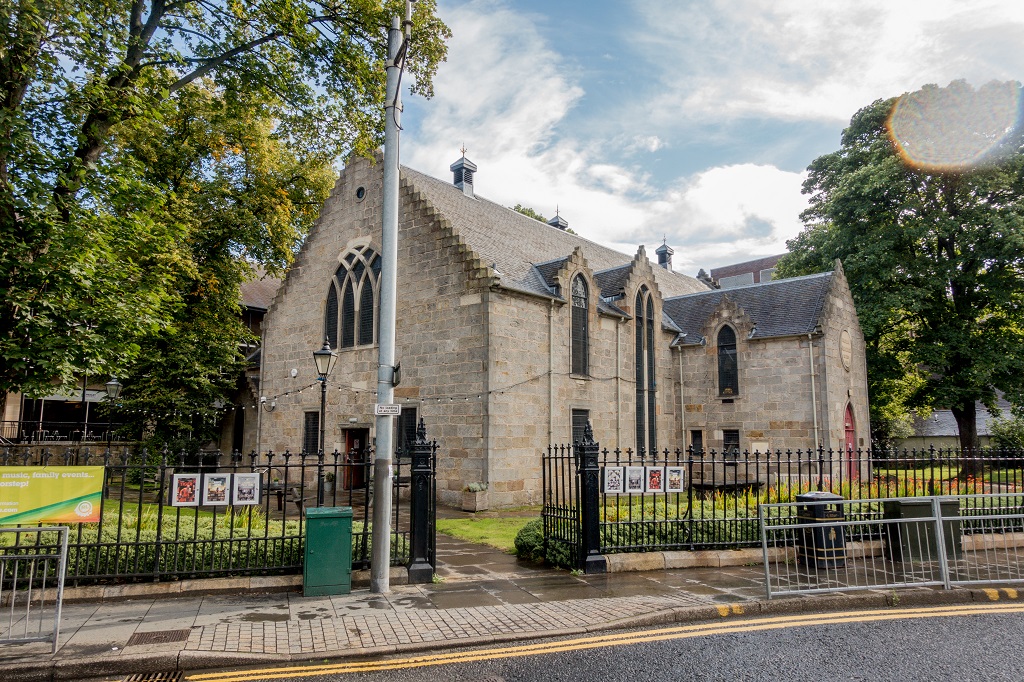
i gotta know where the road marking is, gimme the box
[186,603,1024,681]
[1004,588,1018,599]
[983,588,1000,600]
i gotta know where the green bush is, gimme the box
[514,518,575,569]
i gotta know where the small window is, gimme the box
[717,325,738,397]
[572,409,590,445]
[303,411,321,455]
[396,407,418,456]
[723,429,740,461]
[571,276,589,375]
[690,430,704,455]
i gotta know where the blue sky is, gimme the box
[402,0,1024,275]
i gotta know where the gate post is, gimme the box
[577,422,607,574]
[408,418,435,584]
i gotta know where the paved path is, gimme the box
[2,533,1016,682]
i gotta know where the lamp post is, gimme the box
[313,339,338,503]
[104,377,122,450]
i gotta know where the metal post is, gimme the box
[408,419,434,583]
[319,379,327,505]
[578,422,606,574]
[371,7,410,594]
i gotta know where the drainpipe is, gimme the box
[808,332,820,452]
[678,347,686,448]
[548,298,555,444]
[615,318,622,444]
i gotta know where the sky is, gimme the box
[400,0,1024,276]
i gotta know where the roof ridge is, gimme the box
[663,270,833,301]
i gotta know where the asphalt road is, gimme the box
[182,603,1024,682]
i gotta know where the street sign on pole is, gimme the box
[374,404,402,416]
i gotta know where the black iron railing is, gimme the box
[541,432,1024,571]
[0,437,437,585]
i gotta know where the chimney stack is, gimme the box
[656,239,674,271]
[450,155,477,198]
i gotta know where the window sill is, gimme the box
[571,373,591,381]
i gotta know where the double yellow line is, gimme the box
[187,602,1024,681]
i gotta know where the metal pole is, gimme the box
[319,378,327,506]
[371,9,408,594]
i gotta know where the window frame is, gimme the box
[324,247,380,350]
[717,325,739,397]
[570,275,589,376]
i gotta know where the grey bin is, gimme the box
[796,491,846,568]
[884,499,960,562]
[303,506,353,596]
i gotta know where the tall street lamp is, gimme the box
[313,340,338,506]
[104,377,122,449]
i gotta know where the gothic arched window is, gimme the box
[571,275,589,376]
[634,286,657,455]
[717,325,738,396]
[324,246,380,349]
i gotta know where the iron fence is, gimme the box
[0,437,437,585]
[541,429,1024,572]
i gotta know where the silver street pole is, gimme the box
[370,10,407,594]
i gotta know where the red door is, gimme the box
[844,404,857,480]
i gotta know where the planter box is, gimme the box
[462,490,488,512]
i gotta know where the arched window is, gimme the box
[634,286,657,455]
[571,275,589,375]
[324,246,380,349]
[717,325,738,396]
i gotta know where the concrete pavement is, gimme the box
[2,533,1019,682]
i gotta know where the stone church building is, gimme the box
[256,154,869,507]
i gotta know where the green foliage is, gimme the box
[512,204,547,222]
[991,414,1024,449]
[777,80,1024,449]
[0,1,450,402]
[514,518,574,568]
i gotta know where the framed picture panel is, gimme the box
[665,466,686,493]
[645,467,665,493]
[625,466,645,494]
[232,473,261,505]
[202,473,231,506]
[171,474,199,507]
[603,466,625,494]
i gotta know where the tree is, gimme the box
[777,80,1024,453]
[0,1,450,410]
[107,84,336,441]
[512,204,546,222]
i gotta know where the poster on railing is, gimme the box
[0,466,103,524]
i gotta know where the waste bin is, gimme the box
[883,499,960,562]
[303,506,353,596]
[796,491,846,568]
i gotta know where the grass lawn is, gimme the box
[436,517,532,554]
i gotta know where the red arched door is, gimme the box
[844,404,857,479]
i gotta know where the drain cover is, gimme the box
[126,629,193,646]
[122,673,183,682]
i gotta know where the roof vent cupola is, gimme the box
[450,152,477,198]
[656,239,674,271]
[547,207,568,231]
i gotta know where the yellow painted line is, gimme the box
[983,588,1000,600]
[186,603,1024,682]
[1003,588,1018,599]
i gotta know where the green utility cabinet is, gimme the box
[884,499,960,562]
[303,506,353,596]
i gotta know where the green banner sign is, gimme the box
[0,467,104,524]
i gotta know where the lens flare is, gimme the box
[886,81,1021,173]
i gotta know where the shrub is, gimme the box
[514,518,575,569]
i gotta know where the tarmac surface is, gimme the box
[2,513,1020,682]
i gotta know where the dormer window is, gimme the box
[324,246,381,349]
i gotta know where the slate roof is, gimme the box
[909,397,1013,438]
[662,271,833,344]
[403,167,709,301]
[593,265,632,299]
[240,271,282,311]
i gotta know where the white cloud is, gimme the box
[631,0,1024,125]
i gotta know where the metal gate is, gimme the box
[759,494,1024,599]
[1,526,69,653]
